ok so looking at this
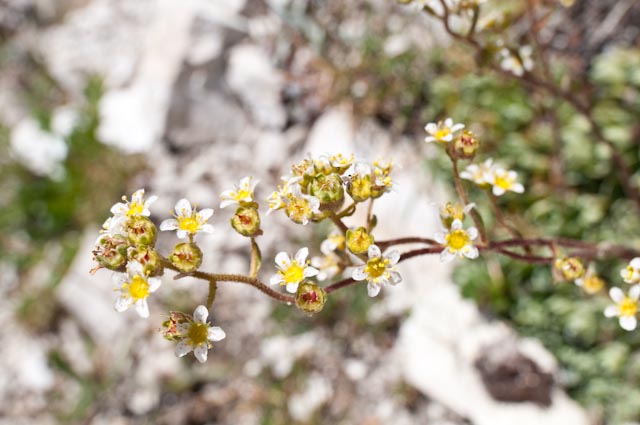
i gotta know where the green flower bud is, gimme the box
[346,227,374,255]
[453,130,479,160]
[310,173,344,210]
[231,206,261,237]
[347,174,372,202]
[93,234,129,271]
[127,216,157,246]
[161,311,192,341]
[128,246,163,276]
[295,282,327,315]
[169,242,203,273]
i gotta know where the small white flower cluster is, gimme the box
[606,258,640,331]
[270,247,319,294]
[266,153,395,225]
[424,118,465,144]
[434,203,479,262]
[460,158,525,196]
[352,245,402,297]
[499,46,534,77]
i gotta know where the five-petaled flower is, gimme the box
[219,176,259,209]
[487,168,525,196]
[110,188,158,218]
[270,247,319,293]
[621,258,640,284]
[605,286,640,331]
[424,118,464,144]
[352,245,402,297]
[160,199,214,239]
[174,305,226,363]
[460,158,494,186]
[434,219,479,262]
[113,261,162,318]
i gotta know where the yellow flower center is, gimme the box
[620,297,638,317]
[582,276,604,294]
[625,266,636,281]
[187,322,210,345]
[235,189,251,201]
[127,202,144,216]
[286,199,311,222]
[350,176,372,199]
[446,230,469,251]
[127,275,149,300]
[494,174,513,190]
[178,216,200,233]
[283,263,305,283]
[365,257,389,279]
[435,128,451,141]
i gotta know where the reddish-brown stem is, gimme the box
[376,237,438,249]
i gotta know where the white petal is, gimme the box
[112,272,127,286]
[424,123,437,133]
[451,219,463,230]
[574,278,584,287]
[463,245,479,259]
[275,252,291,269]
[270,274,284,286]
[110,202,128,215]
[148,278,162,292]
[630,258,640,269]
[604,305,619,318]
[208,327,226,342]
[194,344,208,363]
[144,195,158,208]
[295,247,309,264]
[127,261,144,276]
[367,244,381,259]
[442,134,454,142]
[135,299,149,318]
[459,171,472,180]
[131,189,145,203]
[610,287,625,303]
[303,267,319,277]
[384,249,400,265]
[451,123,464,132]
[114,295,131,312]
[620,316,637,331]
[174,199,192,217]
[219,199,237,209]
[200,224,214,234]
[424,136,436,143]
[176,229,189,239]
[199,208,214,221]
[444,118,453,127]
[388,271,403,285]
[466,227,478,240]
[286,282,299,293]
[175,340,193,357]
[434,231,446,244]
[463,203,476,213]
[367,282,381,297]
[193,305,209,323]
[512,183,525,193]
[440,249,456,263]
[160,219,179,231]
[630,285,640,300]
[176,323,190,335]
[492,186,506,196]
[352,266,368,281]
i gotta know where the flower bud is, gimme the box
[161,311,192,341]
[295,282,327,314]
[346,227,374,255]
[169,242,203,273]
[347,174,372,202]
[231,206,261,237]
[554,257,585,281]
[310,173,344,210]
[440,202,474,229]
[127,216,157,246]
[128,246,163,276]
[453,130,479,160]
[93,234,129,271]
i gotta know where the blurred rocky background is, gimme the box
[1,0,639,424]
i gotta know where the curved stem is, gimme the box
[330,212,349,234]
[376,237,438,249]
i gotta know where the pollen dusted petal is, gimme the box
[193,305,209,323]
[352,266,367,281]
[208,326,226,342]
[367,244,381,259]
[174,199,192,217]
[175,340,193,357]
[384,249,400,265]
[194,344,208,363]
[367,282,381,297]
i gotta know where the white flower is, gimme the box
[621,258,640,284]
[283,185,321,225]
[460,158,494,185]
[266,176,301,214]
[160,199,214,239]
[219,176,260,209]
[372,158,394,193]
[320,231,346,254]
[174,305,226,363]
[604,286,640,331]
[329,153,355,170]
[110,188,158,218]
[424,118,464,144]
[434,219,479,262]
[499,46,534,77]
[270,247,319,293]
[311,252,342,281]
[486,168,525,196]
[100,215,127,236]
[113,261,161,318]
[352,245,402,297]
